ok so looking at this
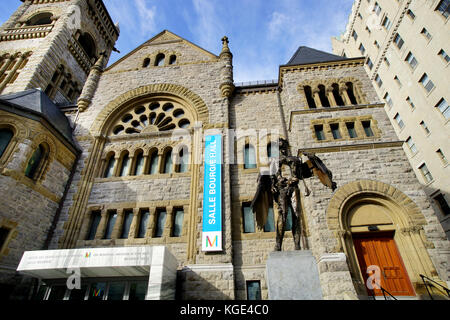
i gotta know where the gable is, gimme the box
[105,30,219,72]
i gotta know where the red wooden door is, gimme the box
[353,232,415,296]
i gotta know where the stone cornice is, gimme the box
[297,140,404,155]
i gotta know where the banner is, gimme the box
[202,134,223,252]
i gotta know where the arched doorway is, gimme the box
[326,180,440,298]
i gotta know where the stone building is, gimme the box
[332,0,450,239]
[0,0,449,300]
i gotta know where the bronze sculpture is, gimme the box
[251,138,337,251]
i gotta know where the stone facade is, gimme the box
[332,0,450,239]
[0,0,449,301]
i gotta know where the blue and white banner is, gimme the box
[202,134,223,252]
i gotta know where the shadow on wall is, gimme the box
[177,267,232,300]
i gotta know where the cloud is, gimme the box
[134,0,157,37]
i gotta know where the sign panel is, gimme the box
[202,134,223,252]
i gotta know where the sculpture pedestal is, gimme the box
[266,250,323,300]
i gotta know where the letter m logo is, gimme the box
[206,235,218,248]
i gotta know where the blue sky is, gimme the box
[0,0,354,82]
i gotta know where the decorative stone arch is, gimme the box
[90,83,209,137]
[0,114,29,168]
[326,179,440,297]
[22,132,57,182]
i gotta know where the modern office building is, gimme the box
[0,0,449,300]
[332,0,450,239]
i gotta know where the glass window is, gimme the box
[25,144,45,179]
[120,210,134,239]
[406,137,417,153]
[330,123,342,140]
[393,34,404,49]
[128,281,147,300]
[352,30,358,41]
[264,206,275,232]
[405,52,418,69]
[419,163,433,183]
[177,148,189,173]
[143,58,150,68]
[267,141,279,159]
[366,57,373,70]
[155,54,165,67]
[246,281,261,300]
[149,152,159,175]
[314,125,325,141]
[119,153,130,177]
[406,97,415,110]
[394,76,402,87]
[86,211,101,240]
[375,74,383,87]
[436,149,448,165]
[420,121,430,134]
[384,92,393,107]
[88,282,107,301]
[407,9,415,19]
[382,16,392,30]
[134,151,145,175]
[359,43,366,55]
[435,99,450,119]
[394,113,404,129]
[373,2,382,15]
[244,144,257,169]
[172,208,184,237]
[107,282,126,300]
[436,0,450,19]
[0,128,13,158]
[154,209,166,238]
[362,121,374,137]
[163,149,173,174]
[420,28,432,40]
[104,155,116,178]
[103,211,117,239]
[137,209,150,238]
[242,203,255,233]
[346,122,357,138]
[169,55,177,65]
[438,49,450,63]
[419,73,435,93]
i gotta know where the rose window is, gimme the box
[110,99,192,136]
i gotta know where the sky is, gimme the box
[0,0,354,82]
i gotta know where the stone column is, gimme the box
[340,88,351,106]
[146,207,157,238]
[313,89,322,108]
[0,53,25,92]
[112,155,120,177]
[0,54,14,77]
[164,206,174,238]
[326,87,337,107]
[77,52,107,112]
[94,210,109,240]
[219,36,235,98]
[111,208,125,239]
[128,208,140,239]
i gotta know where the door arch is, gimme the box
[326,180,439,297]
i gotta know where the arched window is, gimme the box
[169,55,177,65]
[162,148,173,174]
[26,12,53,26]
[104,153,116,178]
[143,58,150,68]
[303,86,316,108]
[119,151,131,177]
[332,83,345,106]
[155,54,165,67]
[176,147,189,173]
[244,144,257,169]
[346,82,358,105]
[133,150,145,176]
[148,150,159,175]
[77,32,97,61]
[267,141,279,160]
[318,85,330,107]
[25,144,48,180]
[0,128,13,159]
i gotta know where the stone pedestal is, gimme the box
[266,250,323,300]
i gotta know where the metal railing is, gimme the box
[380,286,397,300]
[234,79,278,87]
[420,274,450,299]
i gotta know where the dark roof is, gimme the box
[284,46,351,66]
[0,89,77,150]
